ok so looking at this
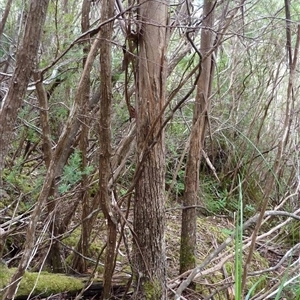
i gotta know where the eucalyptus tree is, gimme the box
[0,0,13,38]
[179,0,247,276]
[179,0,216,275]
[71,0,92,274]
[131,0,169,297]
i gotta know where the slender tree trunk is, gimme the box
[34,70,65,272]
[1,1,51,298]
[71,0,91,274]
[132,1,169,299]
[0,0,50,187]
[179,0,215,276]
[0,0,13,38]
[98,1,116,299]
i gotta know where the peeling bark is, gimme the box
[132,1,169,299]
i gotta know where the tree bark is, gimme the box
[98,1,116,299]
[179,0,215,276]
[132,0,169,299]
[0,0,50,187]
[71,0,91,274]
[0,0,13,38]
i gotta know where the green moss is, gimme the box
[143,278,162,300]
[179,239,196,270]
[196,217,230,245]
[63,226,105,272]
[0,189,11,211]
[0,267,84,298]
[224,262,233,274]
[63,227,82,248]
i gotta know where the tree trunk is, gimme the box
[179,0,215,276]
[98,1,116,299]
[132,1,169,299]
[1,1,51,298]
[0,0,13,38]
[71,0,91,274]
[0,0,50,187]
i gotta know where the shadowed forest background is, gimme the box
[1,0,300,299]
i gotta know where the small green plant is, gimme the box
[245,277,265,300]
[273,262,291,300]
[58,150,94,194]
[4,158,33,194]
[166,168,185,196]
[234,175,243,299]
[295,284,300,300]
[201,177,228,214]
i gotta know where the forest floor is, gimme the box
[0,200,296,300]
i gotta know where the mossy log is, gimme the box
[0,265,129,299]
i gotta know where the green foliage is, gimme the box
[295,284,300,300]
[58,150,94,194]
[166,167,185,196]
[4,159,33,195]
[4,160,26,188]
[200,176,227,214]
[245,277,265,300]
[274,262,291,300]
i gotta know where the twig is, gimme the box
[249,242,300,276]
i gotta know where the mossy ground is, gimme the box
[0,201,270,299]
[165,204,269,299]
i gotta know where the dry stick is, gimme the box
[249,242,300,277]
[201,283,233,300]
